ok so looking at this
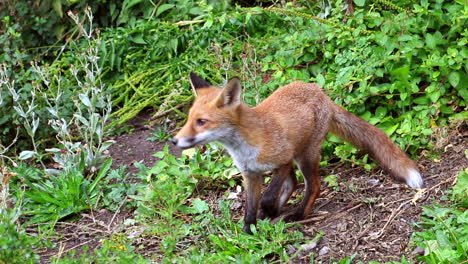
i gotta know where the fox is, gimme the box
[172,72,423,234]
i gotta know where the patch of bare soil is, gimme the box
[106,110,181,174]
[38,116,466,263]
[37,209,132,262]
[288,123,467,263]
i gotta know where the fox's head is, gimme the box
[171,73,243,149]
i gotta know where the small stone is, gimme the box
[412,246,425,256]
[318,246,330,256]
[368,179,379,184]
[337,222,347,232]
[232,200,242,210]
[287,245,296,255]
[300,241,317,251]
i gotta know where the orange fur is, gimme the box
[173,73,423,234]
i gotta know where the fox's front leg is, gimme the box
[242,172,262,234]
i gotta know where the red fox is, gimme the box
[172,73,423,234]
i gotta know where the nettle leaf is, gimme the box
[156,4,174,17]
[375,106,387,118]
[353,0,365,7]
[425,31,446,49]
[429,91,441,102]
[316,73,325,87]
[448,72,460,87]
[191,198,209,214]
[384,124,399,136]
[391,66,410,83]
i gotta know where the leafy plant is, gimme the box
[172,199,305,263]
[0,208,42,264]
[411,170,468,264]
[146,124,170,141]
[51,235,150,264]
[16,159,113,225]
[450,169,468,208]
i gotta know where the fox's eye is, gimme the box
[196,119,208,126]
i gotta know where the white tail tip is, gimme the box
[406,169,423,188]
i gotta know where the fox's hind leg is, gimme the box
[285,126,328,222]
[260,162,296,218]
[287,151,321,221]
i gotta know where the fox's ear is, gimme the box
[189,72,212,96]
[216,77,242,108]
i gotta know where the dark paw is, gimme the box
[242,224,253,234]
[259,207,278,220]
[282,208,305,222]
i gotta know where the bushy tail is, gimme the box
[329,104,423,188]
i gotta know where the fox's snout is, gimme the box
[171,134,198,149]
[169,138,178,145]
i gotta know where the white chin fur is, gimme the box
[176,138,196,149]
[406,169,423,188]
[176,130,223,149]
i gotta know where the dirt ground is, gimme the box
[38,115,467,263]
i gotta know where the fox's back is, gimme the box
[249,81,334,161]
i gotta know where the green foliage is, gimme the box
[75,0,464,161]
[450,169,468,208]
[146,124,170,141]
[1,1,467,262]
[11,159,129,225]
[0,208,42,264]
[133,146,304,261]
[173,200,304,263]
[51,236,150,264]
[259,0,466,158]
[182,144,240,188]
[411,170,468,264]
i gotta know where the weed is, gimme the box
[51,236,150,264]
[12,159,111,225]
[411,170,468,264]
[0,208,43,264]
[146,124,170,141]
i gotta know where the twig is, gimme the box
[108,196,128,232]
[150,102,188,121]
[55,221,111,235]
[61,239,94,255]
[374,200,410,239]
[373,173,457,239]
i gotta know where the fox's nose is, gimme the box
[170,138,178,145]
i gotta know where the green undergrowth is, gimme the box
[39,0,468,160]
[2,0,466,161]
[410,169,468,264]
[132,145,304,262]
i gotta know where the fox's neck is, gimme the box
[217,104,275,173]
[217,104,262,146]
